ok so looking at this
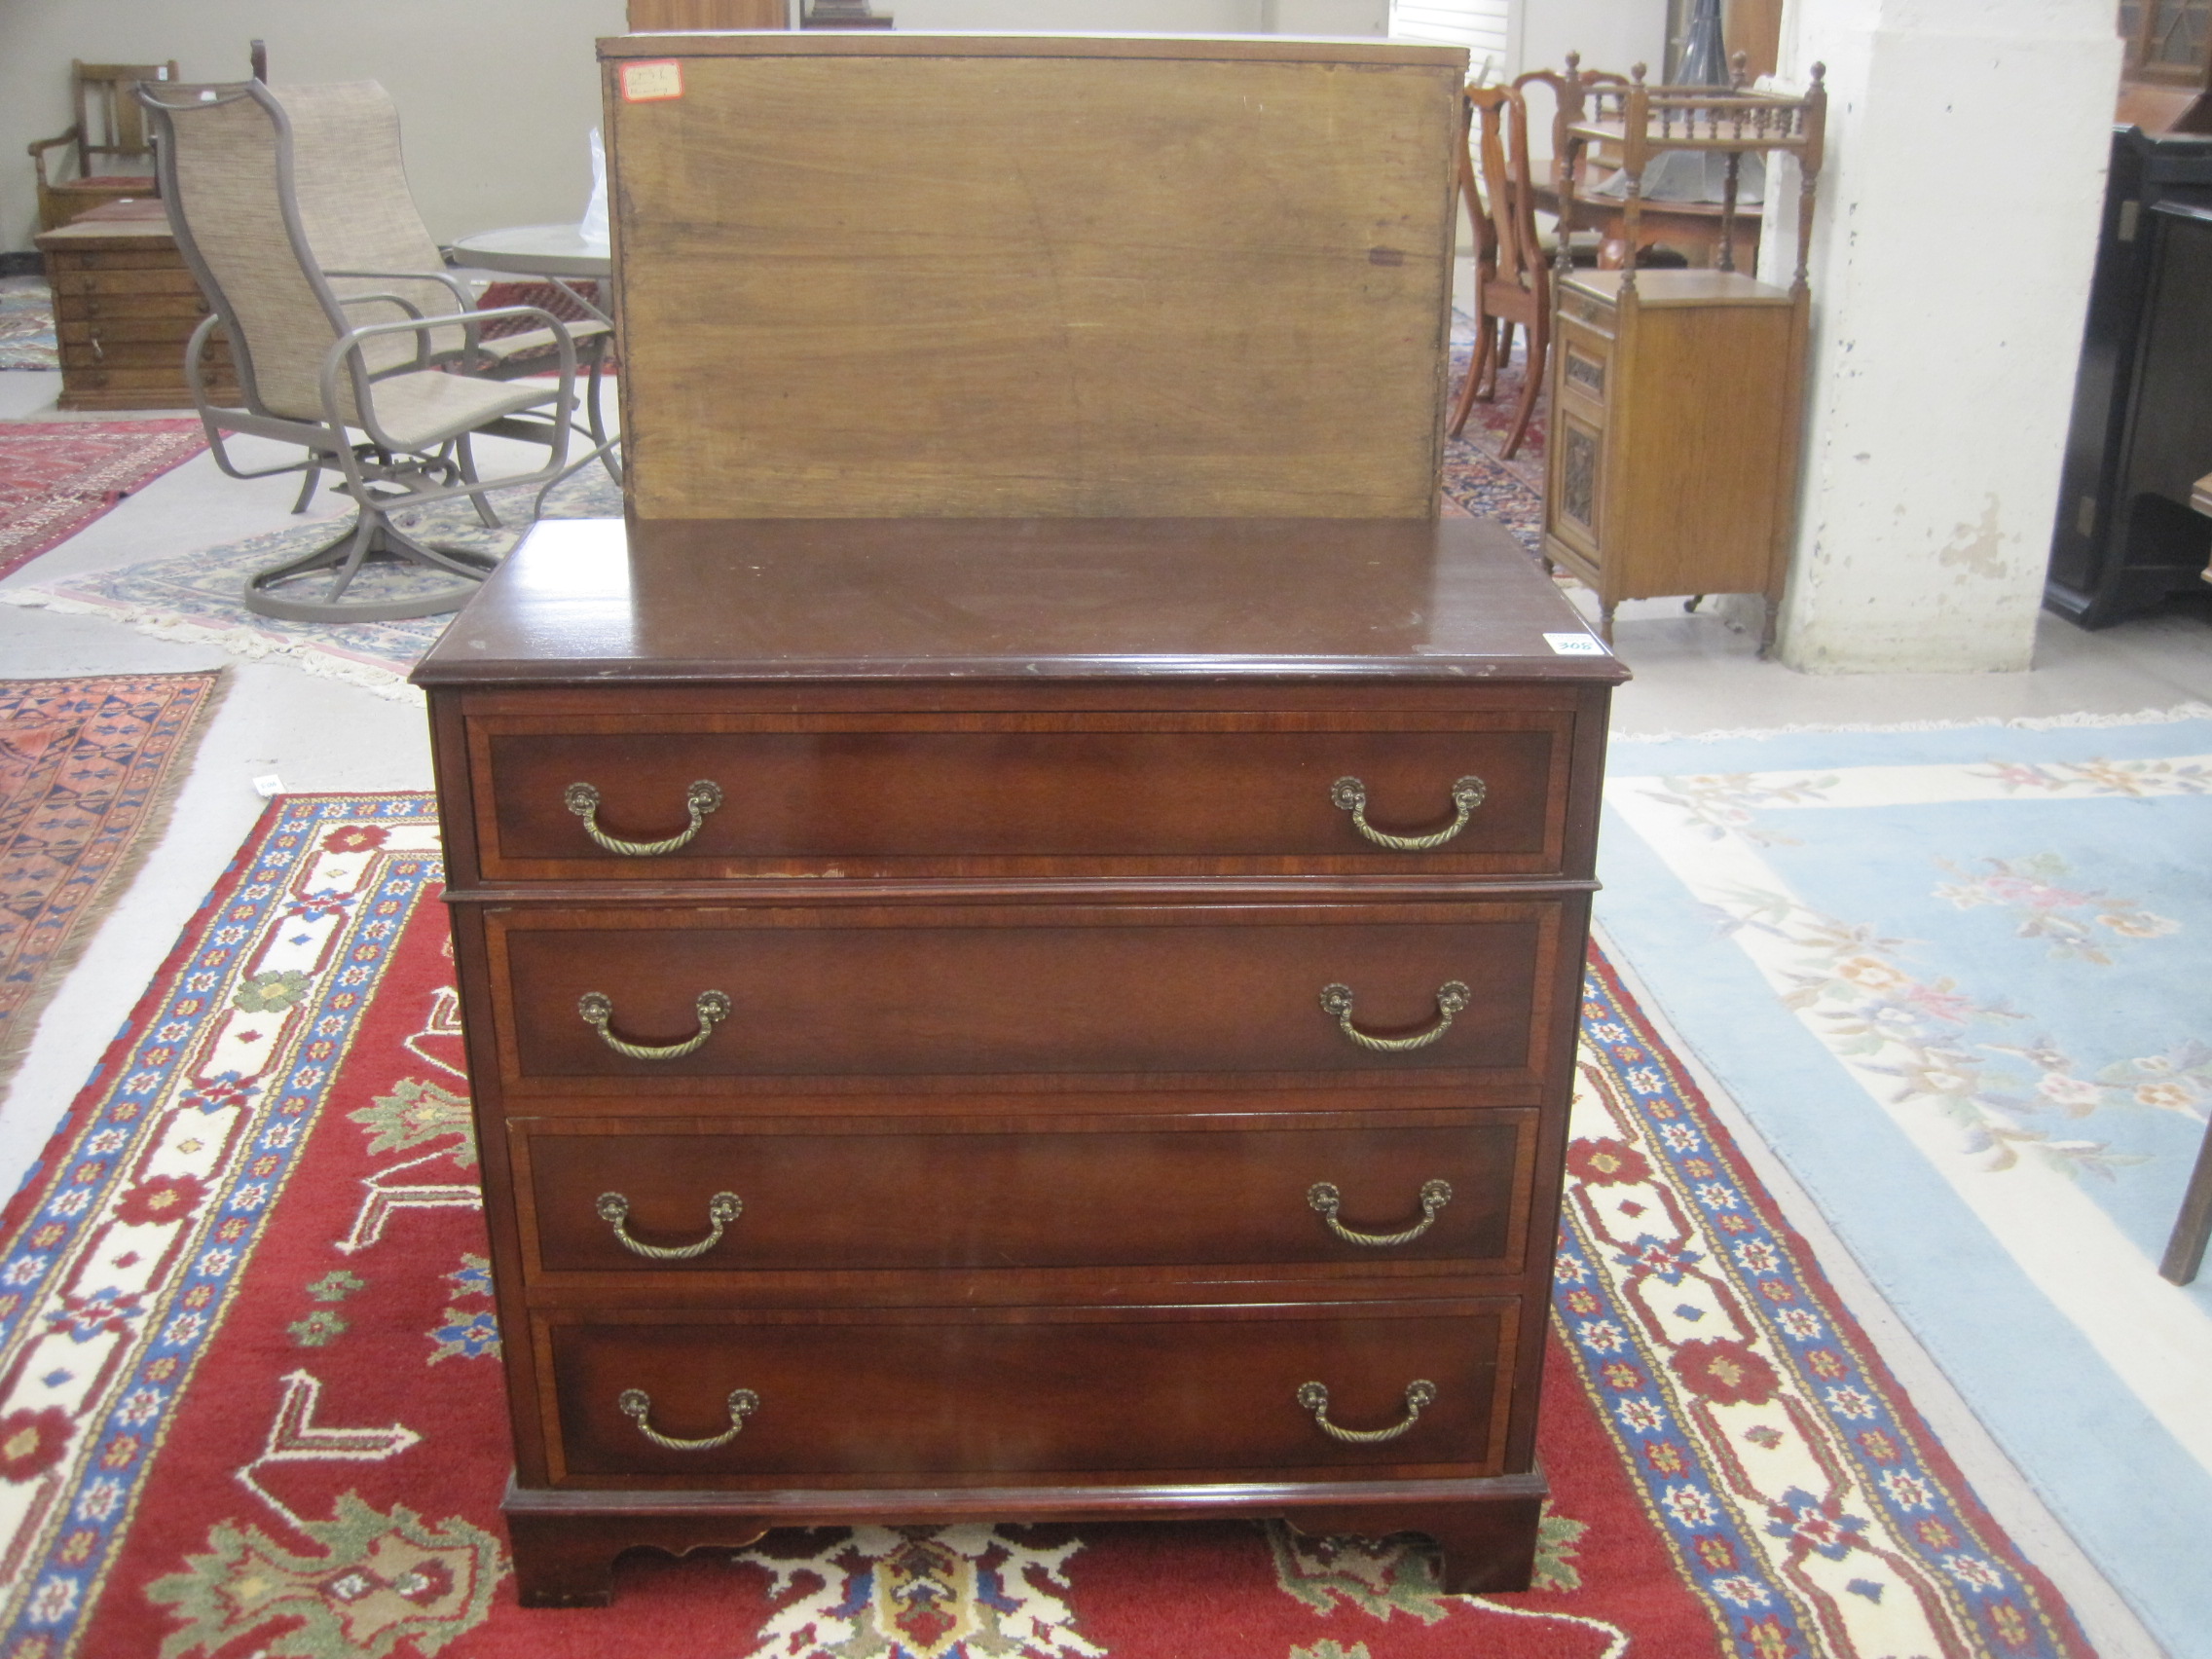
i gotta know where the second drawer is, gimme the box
[480,898,1573,1091]
[511,1112,1540,1276]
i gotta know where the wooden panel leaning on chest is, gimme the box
[414,516,1626,1605]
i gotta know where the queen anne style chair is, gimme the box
[1447,83,1548,460]
[139,80,588,622]
[28,60,177,231]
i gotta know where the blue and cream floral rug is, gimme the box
[1600,706,2212,1657]
[0,283,59,371]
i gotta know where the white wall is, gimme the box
[1513,0,1667,79]
[3,0,1390,255]
[3,0,627,254]
[893,2,1257,28]
[1766,0,2120,672]
[1272,0,1388,31]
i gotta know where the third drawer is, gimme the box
[510,1111,1540,1277]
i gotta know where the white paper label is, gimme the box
[252,774,285,797]
[1543,632,1607,656]
[620,60,684,102]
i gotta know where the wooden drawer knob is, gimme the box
[1296,1380,1436,1444]
[617,1386,757,1451]
[596,1190,742,1259]
[565,779,722,856]
[1307,1178,1452,1246]
[1330,775,1486,850]
[1318,981,1470,1052]
[577,989,731,1060]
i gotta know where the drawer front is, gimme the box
[57,338,204,370]
[484,900,1569,1092]
[1554,314,1613,418]
[57,315,222,348]
[541,1300,1515,1483]
[43,249,188,273]
[466,715,1582,880]
[513,1112,1538,1275]
[1559,284,1615,330]
[47,266,203,298]
[63,291,211,321]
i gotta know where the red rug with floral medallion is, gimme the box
[0,793,2093,1659]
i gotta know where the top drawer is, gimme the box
[458,709,1593,882]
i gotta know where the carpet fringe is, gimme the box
[1612,700,2212,743]
[0,587,422,703]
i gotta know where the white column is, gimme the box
[1764,0,2120,672]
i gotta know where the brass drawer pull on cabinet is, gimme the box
[618,1386,757,1451]
[1331,775,1486,850]
[577,990,731,1060]
[1318,981,1470,1052]
[596,1190,742,1259]
[1297,1379,1437,1444]
[1307,1178,1452,1246]
[565,779,723,856]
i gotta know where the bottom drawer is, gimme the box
[541,1299,1516,1486]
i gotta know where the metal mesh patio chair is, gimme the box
[275,79,615,519]
[139,79,588,621]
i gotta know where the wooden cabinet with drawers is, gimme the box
[34,199,239,412]
[1543,268,1809,645]
[413,514,1625,1605]
[1542,65,1824,647]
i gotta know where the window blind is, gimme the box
[1388,0,1510,78]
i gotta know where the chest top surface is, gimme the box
[410,517,1626,689]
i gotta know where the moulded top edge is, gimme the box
[597,32,1469,67]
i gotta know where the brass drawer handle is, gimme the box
[617,1386,757,1451]
[1331,775,1487,851]
[577,990,731,1060]
[1297,1380,1437,1444]
[1308,1179,1452,1246]
[565,779,723,856]
[596,1190,742,1259]
[1319,981,1470,1052]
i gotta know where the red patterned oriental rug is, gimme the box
[0,422,207,582]
[1439,344,1547,559]
[0,795,2092,1659]
[0,673,224,1091]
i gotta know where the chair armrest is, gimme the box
[324,268,483,363]
[321,306,576,453]
[336,291,429,320]
[321,267,476,313]
[28,127,83,188]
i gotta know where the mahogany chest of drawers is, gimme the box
[413,515,1625,1606]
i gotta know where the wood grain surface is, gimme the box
[514,1112,1535,1275]
[486,900,1560,1088]
[541,1299,1513,1484]
[604,42,1463,518]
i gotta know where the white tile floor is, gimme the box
[2,359,2204,1656]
